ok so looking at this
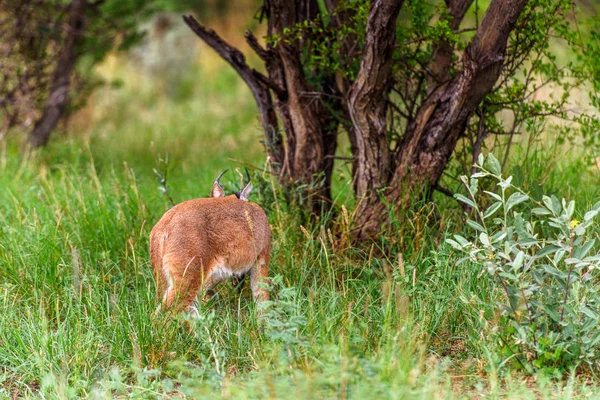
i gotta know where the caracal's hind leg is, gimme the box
[182,266,230,317]
[250,251,270,303]
[161,253,205,316]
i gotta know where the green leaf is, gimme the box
[575,224,587,236]
[513,251,525,271]
[514,213,534,243]
[574,239,596,259]
[545,304,560,322]
[454,194,476,208]
[453,235,469,247]
[542,264,562,276]
[446,238,463,250]
[581,306,598,320]
[536,245,559,257]
[504,284,519,312]
[484,191,502,201]
[589,332,600,348]
[566,200,575,218]
[486,153,501,175]
[533,269,545,284]
[466,219,485,232]
[554,249,566,264]
[499,271,518,281]
[543,195,562,216]
[498,176,513,190]
[480,232,490,247]
[510,165,525,187]
[477,153,485,166]
[316,0,331,26]
[506,192,529,212]
[530,180,544,201]
[470,177,479,196]
[483,202,502,219]
[532,207,551,216]
[551,196,562,216]
[520,237,538,246]
[491,231,507,243]
[584,209,599,221]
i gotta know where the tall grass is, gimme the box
[1,58,599,398]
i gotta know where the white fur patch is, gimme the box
[162,267,174,303]
[207,260,252,282]
[188,296,200,318]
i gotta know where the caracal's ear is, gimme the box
[211,170,228,198]
[236,168,253,201]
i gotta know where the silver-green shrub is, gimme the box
[448,153,600,375]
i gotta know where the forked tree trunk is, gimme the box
[184,0,338,213]
[353,0,528,240]
[29,0,86,148]
[185,0,529,241]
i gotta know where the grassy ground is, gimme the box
[1,57,600,398]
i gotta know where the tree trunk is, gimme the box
[354,0,528,240]
[185,0,339,213]
[29,0,86,148]
[269,0,330,207]
[347,0,403,199]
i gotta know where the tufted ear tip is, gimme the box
[238,181,253,201]
[211,170,228,198]
[236,168,252,201]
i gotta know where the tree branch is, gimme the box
[251,69,287,99]
[182,15,285,175]
[244,30,270,61]
[434,184,455,198]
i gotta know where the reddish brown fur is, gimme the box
[150,194,270,314]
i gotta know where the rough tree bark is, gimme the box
[354,0,528,239]
[184,0,339,212]
[29,0,86,148]
[347,0,403,215]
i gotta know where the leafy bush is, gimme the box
[448,154,600,375]
[259,275,308,362]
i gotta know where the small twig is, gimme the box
[89,0,105,7]
[471,111,488,176]
[402,27,477,45]
[154,154,175,207]
[560,234,576,323]
[324,155,354,160]
[386,96,410,119]
[252,69,286,99]
[244,30,270,60]
[434,184,455,198]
